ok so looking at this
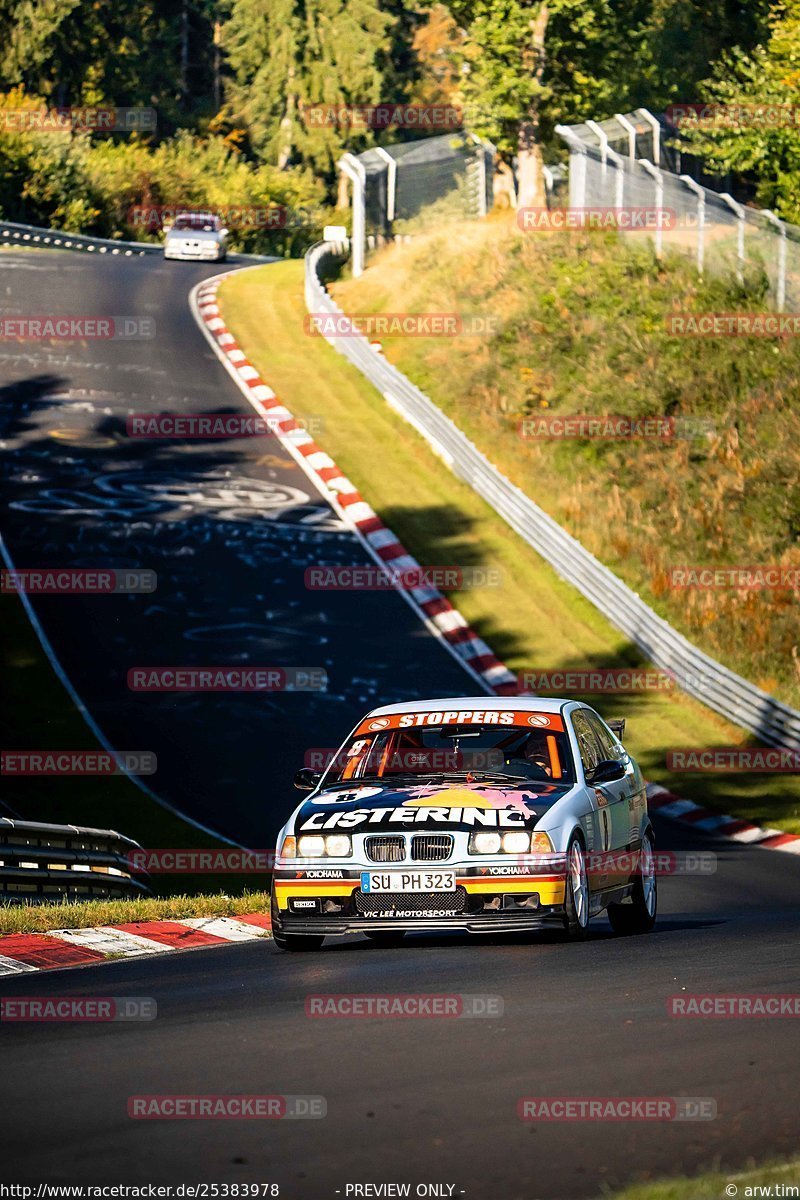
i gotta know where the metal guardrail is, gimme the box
[0,218,161,255]
[0,218,276,262]
[305,241,800,751]
[0,818,151,904]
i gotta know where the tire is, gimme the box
[364,931,406,946]
[563,834,590,940]
[607,831,657,935]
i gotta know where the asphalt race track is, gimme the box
[0,248,474,843]
[1,247,799,1200]
[2,822,800,1197]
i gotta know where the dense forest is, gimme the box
[0,0,795,250]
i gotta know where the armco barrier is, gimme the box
[0,218,161,255]
[0,818,151,903]
[0,218,276,261]
[305,241,800,751]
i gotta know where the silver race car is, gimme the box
[270,697,657,950]
[163,212,228,262]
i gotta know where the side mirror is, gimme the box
[294,767,321,791]
[587,759,626,786]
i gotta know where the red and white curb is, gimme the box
[190,274,517,697]
[0,913,271,976]
[646,783,800,854]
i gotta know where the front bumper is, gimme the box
[272,869,567,937]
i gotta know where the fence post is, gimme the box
[639,160,664,258]
[680,175,706,276]
[636,109,661,166]
[606,146,625,210]
[586,119,608,177]
[720,193,746,285]
[555,126,587,207]
[613,113,637,162]
[373,146,397,226]
[763,210,787,310]
[338,153,366,277]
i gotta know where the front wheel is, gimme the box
[607,832,657,935]
[563,835,590,940]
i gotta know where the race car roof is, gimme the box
[366,696,574,717]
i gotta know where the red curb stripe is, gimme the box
[316,466,341,483]
[420,598,454,617]
[337,492,363,507]
[714,819,756,835]
[375,543,407,561]
[354,516,385,535]
[678,807,716,825]
[234,913,272,930]
[297,441,324,457]
[464,653,502,673]
[647,791,684,810]
[758,833,800,848]
[112,921,228,948]
[0,934,104,968]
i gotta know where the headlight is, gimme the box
[502,831,530,854]
[323,834,352,858]
[296,833,352,858]
[469,831,502,854]
[468,830,555,855]
[297,834,325,857]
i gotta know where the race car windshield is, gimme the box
[323,725,575,787]
[172,215,219,231]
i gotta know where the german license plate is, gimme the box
[360,870,456,893]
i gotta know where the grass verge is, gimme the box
[0,890,271,935]
[335,217,800,710]
[603,1156,800,1199]
[218,260,799,833]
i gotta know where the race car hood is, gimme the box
[293,778,575,834]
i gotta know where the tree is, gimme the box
[446,0,643,206]
[223,0,393,174]
[676,0,800,222]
